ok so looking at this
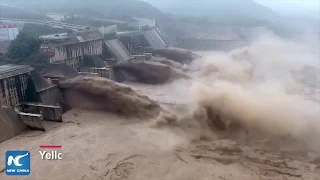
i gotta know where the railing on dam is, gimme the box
[79,67,110,78]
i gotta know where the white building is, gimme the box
[0,24,19,41]
[46,13,66,21]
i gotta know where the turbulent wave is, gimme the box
[58,34,320,150]
[182,34,320,146]
[59,76,162,118]
[150,34,320,149]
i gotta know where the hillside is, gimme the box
[0,4,50,20]
[2,0,312,40]
[1,0,165,19]
[1,0,182,40]
[147,0,311,39]
[147,0,279,21]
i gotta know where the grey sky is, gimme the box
[255,0,320,15]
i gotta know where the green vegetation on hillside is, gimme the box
[0,30,52,68]
[6,32,43,59]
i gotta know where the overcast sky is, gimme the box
[255,0,320,16]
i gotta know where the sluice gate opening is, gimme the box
[15,102,63,131]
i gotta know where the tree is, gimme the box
[6,32,43,59]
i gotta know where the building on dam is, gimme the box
[0,64,33,108]
[117,26,170,55]
[39,27,133,70]
[0,64,63,139]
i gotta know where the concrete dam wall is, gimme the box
[0,107,26,143]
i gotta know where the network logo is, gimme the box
[5,150,30,176]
